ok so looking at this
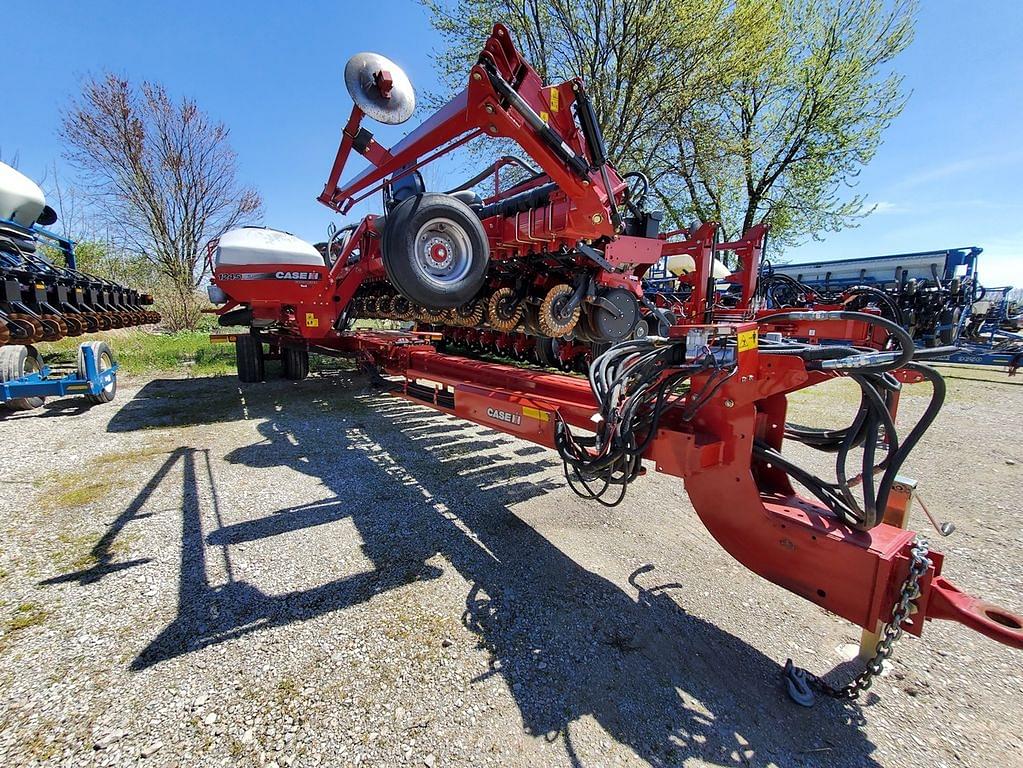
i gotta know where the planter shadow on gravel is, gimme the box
[77,375,880,766]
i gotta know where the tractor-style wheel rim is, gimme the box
[413,218,473,288]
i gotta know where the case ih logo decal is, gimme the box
[217,271,322,281]
[486,407,522,426]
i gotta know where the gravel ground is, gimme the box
[0,362,1020,767]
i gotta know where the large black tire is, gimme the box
[235,334,265,383]
[382,193,489,310]
[282,347,310,381]
[77,341,117,404]
[0,345,45,411]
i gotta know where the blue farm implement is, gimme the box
[0,341,117,411]
[761,247,1022,371]
[0,160,158,413]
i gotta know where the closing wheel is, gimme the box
[40,314,69,342]
[63,315,86,337]
[77,341,117,404]
[282,346,310,381]
[454,299,485,327]
[538,284,580,338]
[487,287,523,332]
[382,193,490,310]
[0,345,45,410]
[235,333,265,383]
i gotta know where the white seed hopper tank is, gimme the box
[215,227,324,267]
[0,161,46,227]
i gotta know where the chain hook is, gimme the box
[784,538,932,705]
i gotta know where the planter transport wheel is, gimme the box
[382,193,490,310]
[282,347,310,381]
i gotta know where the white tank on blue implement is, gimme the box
[0,161,46,227]
[215,227,324,266]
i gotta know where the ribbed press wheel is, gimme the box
[421,308,447,326]
[393,296,412,320]
[487,287,523,332]
[455,299,485,328]
[538,284,580,338]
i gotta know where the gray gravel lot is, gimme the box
[0,365,1021,767]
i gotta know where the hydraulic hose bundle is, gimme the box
[554,337,736,507]
[756,311,948,530]
[556,310,949,531]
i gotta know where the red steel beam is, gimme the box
[337,329,1023,650]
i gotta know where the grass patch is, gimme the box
[52,479,114,509]
[38,328,363,377]
[94,445,174,467]
[38,329,237,376]
[276,677,299,700]
[36,469,116,512]
[6,602,48,632]
[48,530,134,571]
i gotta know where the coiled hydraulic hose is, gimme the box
[756,311,945,530]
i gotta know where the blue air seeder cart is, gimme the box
[0,341,118,412]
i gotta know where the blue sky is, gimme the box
[6,1,1022,287]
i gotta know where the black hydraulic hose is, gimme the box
[758,310,915,373]
[843,285,904,326]
[475,182,558,220]
[873,362,946,516]
[480,59,591,179]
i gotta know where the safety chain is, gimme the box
[784,538,932,705]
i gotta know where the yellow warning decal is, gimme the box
[737,329,758,352]
[521,406,550,422]
[549,89,559,112]
[540,111,549,124]
[305,313,319,328]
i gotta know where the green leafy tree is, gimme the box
[422,0,731,180]
[658,0,917,245]
[423,0,916,249]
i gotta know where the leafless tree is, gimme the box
[61,74,261,328]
